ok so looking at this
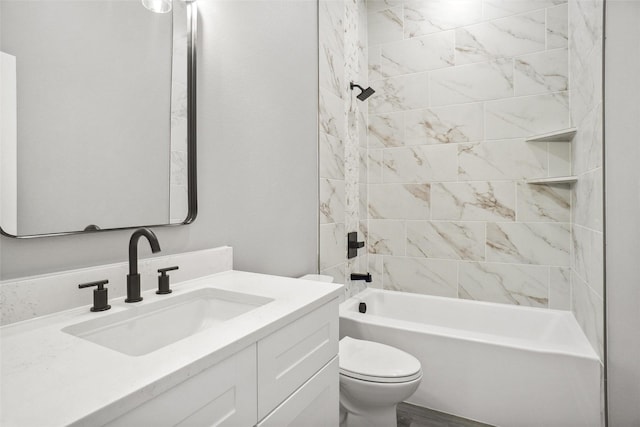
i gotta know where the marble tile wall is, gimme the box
[568,0,604,361]
[319,0,605,370]
[365,0,576,312]
[319,0,369,297]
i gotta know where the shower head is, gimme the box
[350,82,375,101]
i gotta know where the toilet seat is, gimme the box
[339,337,422,384]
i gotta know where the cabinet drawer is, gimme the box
[258,357,339,427]
[105,345,257,427]
[257,299,338,419]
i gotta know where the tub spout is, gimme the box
[350,273,372,282]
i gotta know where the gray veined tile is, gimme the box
[368,46,385,82]
[548,139,572,177]
[571,40,603,128]
[573,103,603,175]
[458,262,549,307]
[485,91,570,140]
[358,109,368,148]
[546,3,568,49]
[319,89,346,140]
[358,147,368,186]
[568,0,603,70]
[382,256,457,297]
[320,0,345,44]
[572,168,603,232]
[319,132,345,180]
[368,220,405,255]
[458,139,547,181]
[431,182,516,221]
[358,0,368,47]
[402,0,483,39]
[571,224,604,298]
[455,10,546,65]
[404,103,484,145]
[368,254,384,289]
[549,266,571,310]
[320,178,346,224]
[382,145,458,183]
[430,60,513,106]
[368,6,403,45]
[366,0,403,13]
[486,222,570,266]
[369,183,430,220]
[369,73,429,114]
[359,183,368,221]
[406,221,485,261]
[319,0,345,98]
[368,149,384,184]
[368,113,404,148]
[514,49,568,96]
[572,273,604,360]
[483,0,567,20]
[319,42,346,100]
[320,223,345,270]
[379,31,455,78]
[516,182,570,222]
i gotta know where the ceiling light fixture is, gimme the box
[142,0,172,14]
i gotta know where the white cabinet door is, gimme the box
[105,345,257,427]
[257,299,339,419]
[258,357,339,427]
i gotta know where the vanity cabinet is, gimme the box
[101,299,339,427]
[257,300,338,419]
[258,357,338,427]
[105,344,258,427]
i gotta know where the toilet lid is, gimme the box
[339,337,422,383]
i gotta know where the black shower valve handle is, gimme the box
[347,231,365,259]
[349,240,365,249]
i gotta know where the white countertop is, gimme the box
[0,270,343,427]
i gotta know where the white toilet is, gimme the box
[339,336,422,427]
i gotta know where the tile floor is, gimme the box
[397,403,493,427]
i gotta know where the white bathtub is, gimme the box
[340,288,601,427]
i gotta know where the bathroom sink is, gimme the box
[62,288,273,356]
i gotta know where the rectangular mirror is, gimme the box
[0,0,197,238]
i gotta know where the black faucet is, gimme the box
[126,228,161,303]
[350,273,372,282]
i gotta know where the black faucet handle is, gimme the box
[157,266,179,295]
[78,280,111,312]
[158,266,179,274]
[78,279,109,289]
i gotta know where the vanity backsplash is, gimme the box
[0,246,233,325]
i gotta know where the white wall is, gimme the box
[604,1,640,424]
[0,1,319,280]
